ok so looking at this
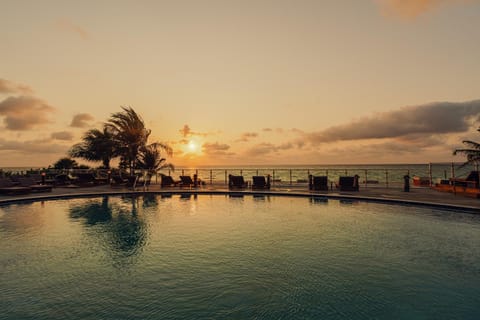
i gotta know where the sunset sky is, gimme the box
[1,0,480,167]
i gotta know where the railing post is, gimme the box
[210,169,213,185]
[385,170,389,188]
[182,169,184,176]
[225,170,227,185]
[364,169,367,188]
[272,170,275,187]
[428,163,432,187]
[451,162,456,195]
[289,169,292,186]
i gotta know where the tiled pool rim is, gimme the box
[0,190,478,214]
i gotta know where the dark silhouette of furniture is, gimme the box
[180,176,195,188]
[229,175,248,189]
[17,177,52,192]
[110,175,128,187]
[450,171,479,188]
[161,175,178,188]
[0,178,31,195]
[309,175,328,191]
[252,176,270,190]
[136,173,153,190]
[338,176,359,191]
[54,174,77,186]
[126,175,138,188]
[74,173,96,186]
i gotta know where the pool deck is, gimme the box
[0,182,478,212]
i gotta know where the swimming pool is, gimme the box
[1,194,479,319]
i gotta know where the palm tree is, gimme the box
[453,128,480,167]
[53,157,79,169]
[69,127,118,169]
[136,142,174,174]
[106,106,151,174]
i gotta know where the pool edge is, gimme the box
[0,189,478,214]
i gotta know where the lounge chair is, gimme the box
[110,175,128,187]
[252,176,270,190]
[229,175,248,189]
[74,172,97,187]
[0,178,31,195]
[338,175,359,191]
[179,175,195,188]
[161,175,178,188]
[54,174,76,186]
[16,177,52,192]
[309,175,328,191]
[450,171,479,188]
[136,173,153,190]
[126,175,138,188]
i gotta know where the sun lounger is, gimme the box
[229,175,248,189]
[0,178,31,195]
[338,176,359,191]
[161,175,178,188]
[54,174,76,186]
[309,175,328,191]
[110,175,128,187]
[136,173,153,190]
[16,177,52,192]
[252,176,270,190]
[179,176,195,188]
[450,171,479,188]
[74,172,97,186]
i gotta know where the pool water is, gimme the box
[0,194,479,319]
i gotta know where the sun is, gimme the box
[188,140,199,152]
[183,139,202,156]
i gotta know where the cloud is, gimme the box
[202,142,235,156]
[236,132,259,142]
[376,0,470,19]
[70,113,94,128]
[244,142,296,157]
[0,95,55,130]
[179,124,212,137]
[56,19,90,40]
[180,124,192,137]
[306,100,480,143]
[0,79,33,95]
[0,138,69,154]
[51,131,74,141]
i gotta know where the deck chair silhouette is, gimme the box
[0,178,31,195]
[309,176,328,191]
[450,171,479,188]
[252,176,270,190]
[17,177,52,192]
[229,175,248,189]
[180,176,195,188]
[338,176,359,191]
[160,175,178,188]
